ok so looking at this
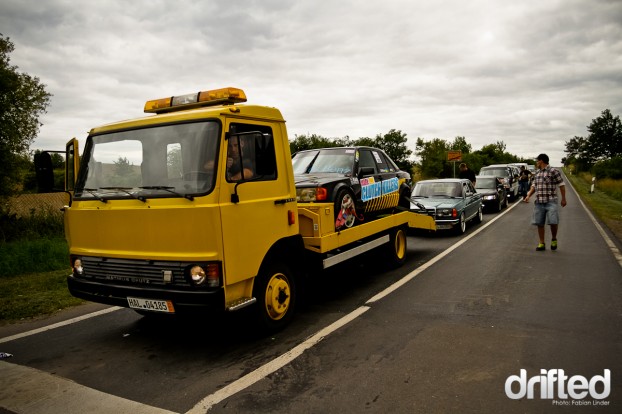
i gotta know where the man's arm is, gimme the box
[524,183,535,202]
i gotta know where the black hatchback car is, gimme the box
[474,175,507,212]
[292,147,412,230]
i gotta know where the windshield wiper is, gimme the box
[80,188,108,203]
[100,187,146,202]
[139,186,194,201]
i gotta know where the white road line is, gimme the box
[367,199,521,304]
[186,306,370,413]
[0,306,121,344]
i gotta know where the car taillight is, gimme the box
[452,208,458,218]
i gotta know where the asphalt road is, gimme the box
[1,181,621,414]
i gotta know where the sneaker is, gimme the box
[536,243,546,251]
[551,240,557,251]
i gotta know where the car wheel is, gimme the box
[454,212,466,235]
[475,205,483,223]
[253,261,296,333]
[334,188,358,230]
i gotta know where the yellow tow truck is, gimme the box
[56,87,435,331]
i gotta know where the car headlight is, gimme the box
[296,187,328,202]
[436,208,453,217]
[484,195,495,200]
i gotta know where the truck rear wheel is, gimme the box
[384,226,407,268]
[254,262,296,332]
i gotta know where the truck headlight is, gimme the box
[188,264,221,288]
[71,256,84,275]
[190,266,206,285]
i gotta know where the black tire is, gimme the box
[474,205,483,223]
[334,188,358,230]
[454,212,467,235]
[384,226,408,268]
[253,262,296,332]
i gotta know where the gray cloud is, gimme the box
[1,0,621,165]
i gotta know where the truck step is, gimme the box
[226,297,257,312]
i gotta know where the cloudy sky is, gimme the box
[2,0,621,166]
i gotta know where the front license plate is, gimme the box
[127,297,175,313]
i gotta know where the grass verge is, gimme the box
[0,269,84,323]
[564,171,622,241]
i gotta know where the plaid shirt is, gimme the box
[532,165,564,203]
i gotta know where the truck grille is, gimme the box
[78,256,190,287]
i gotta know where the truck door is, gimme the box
[218,121,296,291]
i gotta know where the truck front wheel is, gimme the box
[254,262,296,332]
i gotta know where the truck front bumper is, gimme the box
[67,275,225,314]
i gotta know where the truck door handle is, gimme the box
[274,197,296,205]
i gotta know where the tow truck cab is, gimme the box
[64,87,303,329]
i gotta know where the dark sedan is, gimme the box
[292,147,412,230]
[474,175,507,212]
[410,178,483,234]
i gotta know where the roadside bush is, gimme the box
[592,157,622,179]
[0,238,69,277]
[0,204,67,277]
[0,204,64,243]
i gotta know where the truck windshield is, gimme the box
[74,121,220,200]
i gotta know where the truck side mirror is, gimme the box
[34,151,54,193]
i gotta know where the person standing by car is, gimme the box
[518,165,532,199]
[524,154,567,251]
[458,163,476,186]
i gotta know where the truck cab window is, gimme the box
[227,124,277,182]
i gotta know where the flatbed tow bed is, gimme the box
[298,204,435,268]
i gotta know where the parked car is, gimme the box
[478,164,519,201]
[474,175,507,212]
[292,146,412,230]
[410,178,483,234]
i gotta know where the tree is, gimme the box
[415,137,451,178]
[586,109,622,160]
[0,34,52,199]
[450,136,472,154]
[370,129,414,172]
[564,109,622,172]
[290,134,343,154]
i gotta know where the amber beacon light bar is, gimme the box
[144,87,247,114]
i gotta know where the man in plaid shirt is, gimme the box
[524,153,567,251]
